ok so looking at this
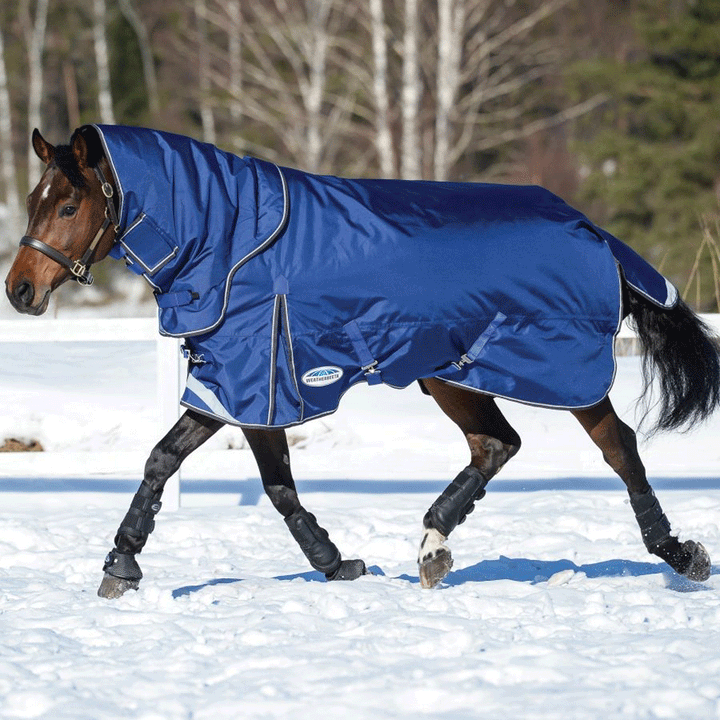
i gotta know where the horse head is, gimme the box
[5,127,119,315]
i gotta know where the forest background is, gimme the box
[1,0,720,311]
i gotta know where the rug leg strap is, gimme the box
[285,508,342,577]
[424,466,489,538]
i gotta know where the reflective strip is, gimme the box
[119,235,178,275]
[665,279,678,308]
[267,296,282,425]
[280,294,304,422]
[185,374,237,424]
[92,124,126,228]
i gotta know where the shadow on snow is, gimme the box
[3,476,720,505]
[171,561,715,598]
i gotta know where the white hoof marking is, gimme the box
[418,527,447,564]
[418,527,454,588]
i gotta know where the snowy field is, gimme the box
[1,321,719,720]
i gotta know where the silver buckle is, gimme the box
[362,360,378,375]
[72,260,93,285]
[452,354,472,371]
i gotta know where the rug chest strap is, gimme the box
[155,289,199,308]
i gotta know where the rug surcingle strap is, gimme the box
[343,320,383,385]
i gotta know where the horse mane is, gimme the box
[54,126,105,189]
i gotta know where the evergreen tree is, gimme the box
[571,0,720,308]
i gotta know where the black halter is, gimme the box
[19,165,120,286]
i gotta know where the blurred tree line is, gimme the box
[1,0,719,308]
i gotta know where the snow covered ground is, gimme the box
[1,324,719,720]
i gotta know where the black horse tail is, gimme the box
[626,283,720,434]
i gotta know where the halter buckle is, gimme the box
[101,182,114,199]
[71,260,93,285]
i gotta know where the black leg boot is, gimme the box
[98,482,163,598]
[285,508,366,581]
[629,488,711,581]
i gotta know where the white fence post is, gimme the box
[156,333,183,510]
[0,316,185,509]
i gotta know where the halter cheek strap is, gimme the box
[19,165,120,286]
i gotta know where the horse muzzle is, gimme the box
[5,276,51,315]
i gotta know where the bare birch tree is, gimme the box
[195,0,216,144]
[216,0,356,171]
[20,0,50,180]
[434,0,466,180]
[4,0,601,188]
[439,0,583,178]
[401,0,421,179]
[0,26,22,253]
[368,0,395,177]
[226,0,242,125]
[63,60,81,130]
[303,0,333,171]
[93,0,116,124]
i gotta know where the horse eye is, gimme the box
[61,205,77,218]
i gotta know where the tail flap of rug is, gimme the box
[599,228,678,308]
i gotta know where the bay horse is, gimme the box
[5,125,717,598]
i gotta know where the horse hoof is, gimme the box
[97,572,140,599]
[419,547,454,589]
[681,540,711,582]
[326,558,368,581]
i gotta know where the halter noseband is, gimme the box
[19,165,120,286]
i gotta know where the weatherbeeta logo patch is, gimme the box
[301,366,343,387]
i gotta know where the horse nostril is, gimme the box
[14,280,35,307]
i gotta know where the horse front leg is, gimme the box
[419,380,521,588]
[573,398,711,581]
[242,427,367,581]
[98,410,223,598]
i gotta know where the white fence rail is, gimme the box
[0,317,183,510]
[1,312,719,510]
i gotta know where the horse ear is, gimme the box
[32,129,55,164]
[71,131,89,171]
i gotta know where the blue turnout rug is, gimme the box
[93,124,677,428]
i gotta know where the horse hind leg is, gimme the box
[419,380,521,588]
[419,464,492,588]
[242,428,367,581]
[573,398,711,581]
